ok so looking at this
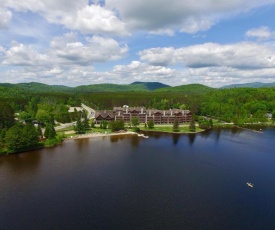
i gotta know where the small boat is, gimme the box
[246,182,254,188]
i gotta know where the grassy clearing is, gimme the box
[57,123,206,137]
[139,124,204,133]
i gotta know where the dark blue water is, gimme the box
[0,128,275,230]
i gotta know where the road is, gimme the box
[81,103,95,119]
[55,121,76,131]
[54,103,95,131]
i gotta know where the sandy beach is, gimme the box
[70,131,137,140]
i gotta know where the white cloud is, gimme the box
[0,45,5,53]
[63,5,128,36]
[246,26,274,40]
[0,7,12,28]
[113,61,177,81]
[3,0,275,36]
[0,33,130,86]
[5,0,86,18]
[106,0,275,34]
[139,42,275,69]
[50,33,128,65]
[2,42,48,66]
[180,16,216,34]
[4,0,128,36]
[137,42,275,87]
[1,33,128,67]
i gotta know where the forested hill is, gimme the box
[1,82,275,126]
[17,82,72,92]
[71,82,170,92]
[0,82,72,95]
[154,84,216,94]
[74,83,149,92]
[222,82,275,88]
[0,82,169,94]
[130,81,170,90]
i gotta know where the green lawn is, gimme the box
[139,124,204,133]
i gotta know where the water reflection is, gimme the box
[75,138,90,151]
[131,136,140,148]
[172,134,181,145]
[214,128,221,142]
[230,127,242,134]
[188,133,196,145]
[199,129,212,139]
[0,150,41,175]
[110,135,127,143]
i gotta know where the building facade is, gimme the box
[95,106,192,124]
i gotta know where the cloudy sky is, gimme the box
[1,0,275,87]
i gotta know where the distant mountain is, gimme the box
[130,81,170,90]
[222,82,275,89]
[0,82,73,98]
[0,82,214,96]
[154,84,216,93]
[74,83,148,92]
[17,82,72,92]
[72,82,170,92]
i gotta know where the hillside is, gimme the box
[73,83,150,92]
[18,82,72,93]
[154,84,216,94]
[0,82,216,98]
[222,82,275,89]
[131,81,170,90]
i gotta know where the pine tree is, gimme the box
[147,120,154,129]
[189,120,196,132]
[82,116,90,132]
[173,119,180,132]
[0,103,15,129]
[22,123,39,148]
[5,124,24,153]
[74,117,84,134]
[44,123,56,139]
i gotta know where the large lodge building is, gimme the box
[95,106,193,124]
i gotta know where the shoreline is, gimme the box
[66,129,207,141]
[69,131,137,140]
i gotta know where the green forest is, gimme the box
[1,82,275,155]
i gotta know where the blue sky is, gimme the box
[1,0,275,87]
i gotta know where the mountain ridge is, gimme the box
[221,82,275,89]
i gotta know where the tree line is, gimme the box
[1,87,275,154]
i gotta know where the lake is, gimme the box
[1,128,275,230]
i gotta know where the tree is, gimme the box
[18,111,32,123]
[36,125,43,139]
[147,120,154,129]
[5,124,24,153]
[109,120,125,132]
[197,116,212,129]
[22,123,39,148]
[55,105,71,123]
[101,120,108,129]
[36,109,51,124]
[0,102,15,129]
[0,128,6,143]
[0,128,6,153]
[82,112,90,131]
[131,117,140,128]
[189,120,196,132]
[173,119,180,132]
[74,117,85,134]
[44,123,56,139]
